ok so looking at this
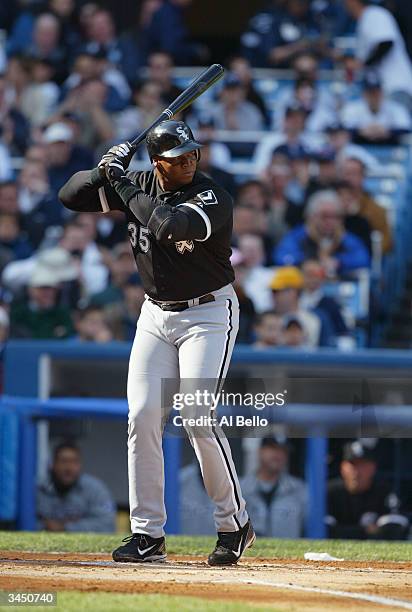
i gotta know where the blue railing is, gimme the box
[3,340,412,536]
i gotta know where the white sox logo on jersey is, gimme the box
[175,240,194,254]
[196,190,218,206]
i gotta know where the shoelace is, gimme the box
[215,530,241,551]
[121,534,140,543]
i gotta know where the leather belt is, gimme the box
[148,293,215,312]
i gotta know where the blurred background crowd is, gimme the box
[2,0,412,536]
[0,0,411,354]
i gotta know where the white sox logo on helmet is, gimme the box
[176,126,190,141]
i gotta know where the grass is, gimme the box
[0,531,411,562]
[0,592,280,612]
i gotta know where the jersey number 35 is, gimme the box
[128,222,150,253]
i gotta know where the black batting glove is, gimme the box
[105,157,127,184]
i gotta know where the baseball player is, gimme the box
[59,120,255,565]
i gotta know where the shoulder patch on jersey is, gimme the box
[175,240,194,254]
[197,189,218,206]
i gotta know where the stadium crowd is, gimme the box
[0,0,410,351]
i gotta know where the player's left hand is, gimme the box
[105,157,126,183]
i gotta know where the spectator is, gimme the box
[113,80,163,142]
[19,56,60,126]
[230,249,256,345]
[37,441,116,532]
[265,158,304,243]
[233,205,273,265]
[240,438,307,538]
[240,0,324,68]
[341,70,411,143]
[59,219,109,296]
[56,78,115,149]
[305,146,337,198]
[179,462,215,535]
[43,122,94,203]
[192,116,232,170]
[104,273,145,341]
[208,73,264,131]
[0,72,29,158]
[326,440,409,540]
[18,160,63,248]
[147,51,183,106]
[253,310,284,348]
[60,46,130,114]
[236,180,268,211]
[273,52,339,131]
[274,190,371,276]
[299,259,351,344]
[72,304,113,343]
[90,242,136,307]
[345,0,412,110]
[282,315,307,347]
[236,233,274,313]
[9,261,74,339]
[48,0,80,62]
[0,212,32,262]
[141,0,206,65]
[196,139,237,197]
[83,9,129,77]
[269,266,325,347]
[2,246,79,303]
[27,13,67,83]
[0,181,19,214]
[338,157,392,253]
[227,55,269,125]
[335,179,373,253]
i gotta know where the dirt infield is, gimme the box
[1,551,412,610]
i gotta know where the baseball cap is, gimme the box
[30,265,61,288]
[283,314,303,330]
[77,42,107,60]
[36,247,78,282]
[342,441,377,462]
[223,73,242,88]
[285,101,308,116]
[270,267,304,291]
[314,145,336,163]
[43,122,73,144]
[362,70,382,90]
[273,143,310,161]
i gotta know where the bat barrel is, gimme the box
[130,64,224,150]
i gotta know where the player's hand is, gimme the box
[98,142,134,171]
[105,157,126,183]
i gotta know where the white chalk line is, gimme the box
[216,577,412,610]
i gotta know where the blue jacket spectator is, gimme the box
[240,0,322,68]
[273,190,370,275]
[43,122,94,200]
[141,0,205,65]
[0,213,32,261]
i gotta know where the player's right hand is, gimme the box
[105,157,126,184]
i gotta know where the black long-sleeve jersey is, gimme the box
[59,169,235,301]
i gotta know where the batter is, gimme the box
[59,120,255,565]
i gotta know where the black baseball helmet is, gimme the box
[146,120,202,161]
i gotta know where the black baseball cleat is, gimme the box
[112,533,167,563]
[208,519,256,566]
